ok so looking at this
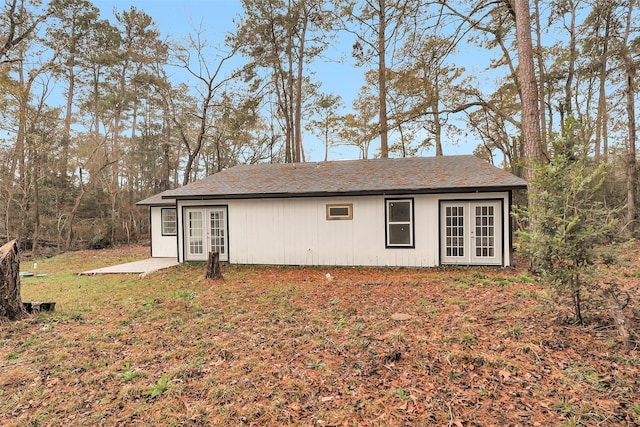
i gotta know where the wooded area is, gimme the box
[0,0,639,254]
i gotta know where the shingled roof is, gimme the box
[142,156,525,202]
[136,189,176,206]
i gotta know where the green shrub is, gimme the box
[514,119,624,323]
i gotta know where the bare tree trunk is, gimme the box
[32,148,40,255]
[66,185,86,250]
[533,0,547,150]
[11,59,30,202]
[595,11,611,160]
[324,124,329,162]
[294,13,308,163]
[378,0,389,158]
[624,90,637,236]
[285,23,295,163]
[61,52,76,181]
[0,240,28,323]
[432,77,443,156]
[621,1,638,236]
[160,113,172,191]
[563,0,577,118]
[513,0,545,189]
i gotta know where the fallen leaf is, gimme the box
[391,313,412,321]
[498,369,512,380]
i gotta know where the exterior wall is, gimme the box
[150,206,178,258]
[230,196,406,266]
[175,191,513,267]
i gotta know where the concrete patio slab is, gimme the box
[79,258,179,277]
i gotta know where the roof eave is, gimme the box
[136,197,177,206]
[166,185,527,201]
[136,202,176,207]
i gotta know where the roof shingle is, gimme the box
[147,155,526,202]
[136,190,176,206]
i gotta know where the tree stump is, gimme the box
[205,251,223,280]
[0,240,28,323]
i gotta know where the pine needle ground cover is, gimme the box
[1,245,639,426]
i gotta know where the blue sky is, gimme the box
[91,0,482,161]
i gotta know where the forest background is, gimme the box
[0,0,638,255]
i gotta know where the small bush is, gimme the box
[514,120,624,323]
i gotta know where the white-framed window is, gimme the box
[161,208,177,236]
[326,203,353,220]
[385,199,414,247]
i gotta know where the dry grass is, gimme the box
[1,245,639,426]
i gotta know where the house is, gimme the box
[137,155,527,267]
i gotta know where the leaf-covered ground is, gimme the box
[1,245,639,426]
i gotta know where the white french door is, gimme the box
[185,207,228,261]
[440,201,502,265]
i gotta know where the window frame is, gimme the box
[326,203,353,220]
[385,198,415,248]
[161,207,177,236]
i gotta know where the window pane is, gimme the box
[444,204,465,258]
[389,201,411,222]
[389,224,411,245]
[330,207,349,217]
[162,209,177,235]
[189,211,203,255]
[210,210,226,254]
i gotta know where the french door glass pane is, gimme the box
[474,205,495,257]
[445,206,464,257]
[210,210,226,255]
[189,211,203,255]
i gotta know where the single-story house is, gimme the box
[137,155,527,267]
